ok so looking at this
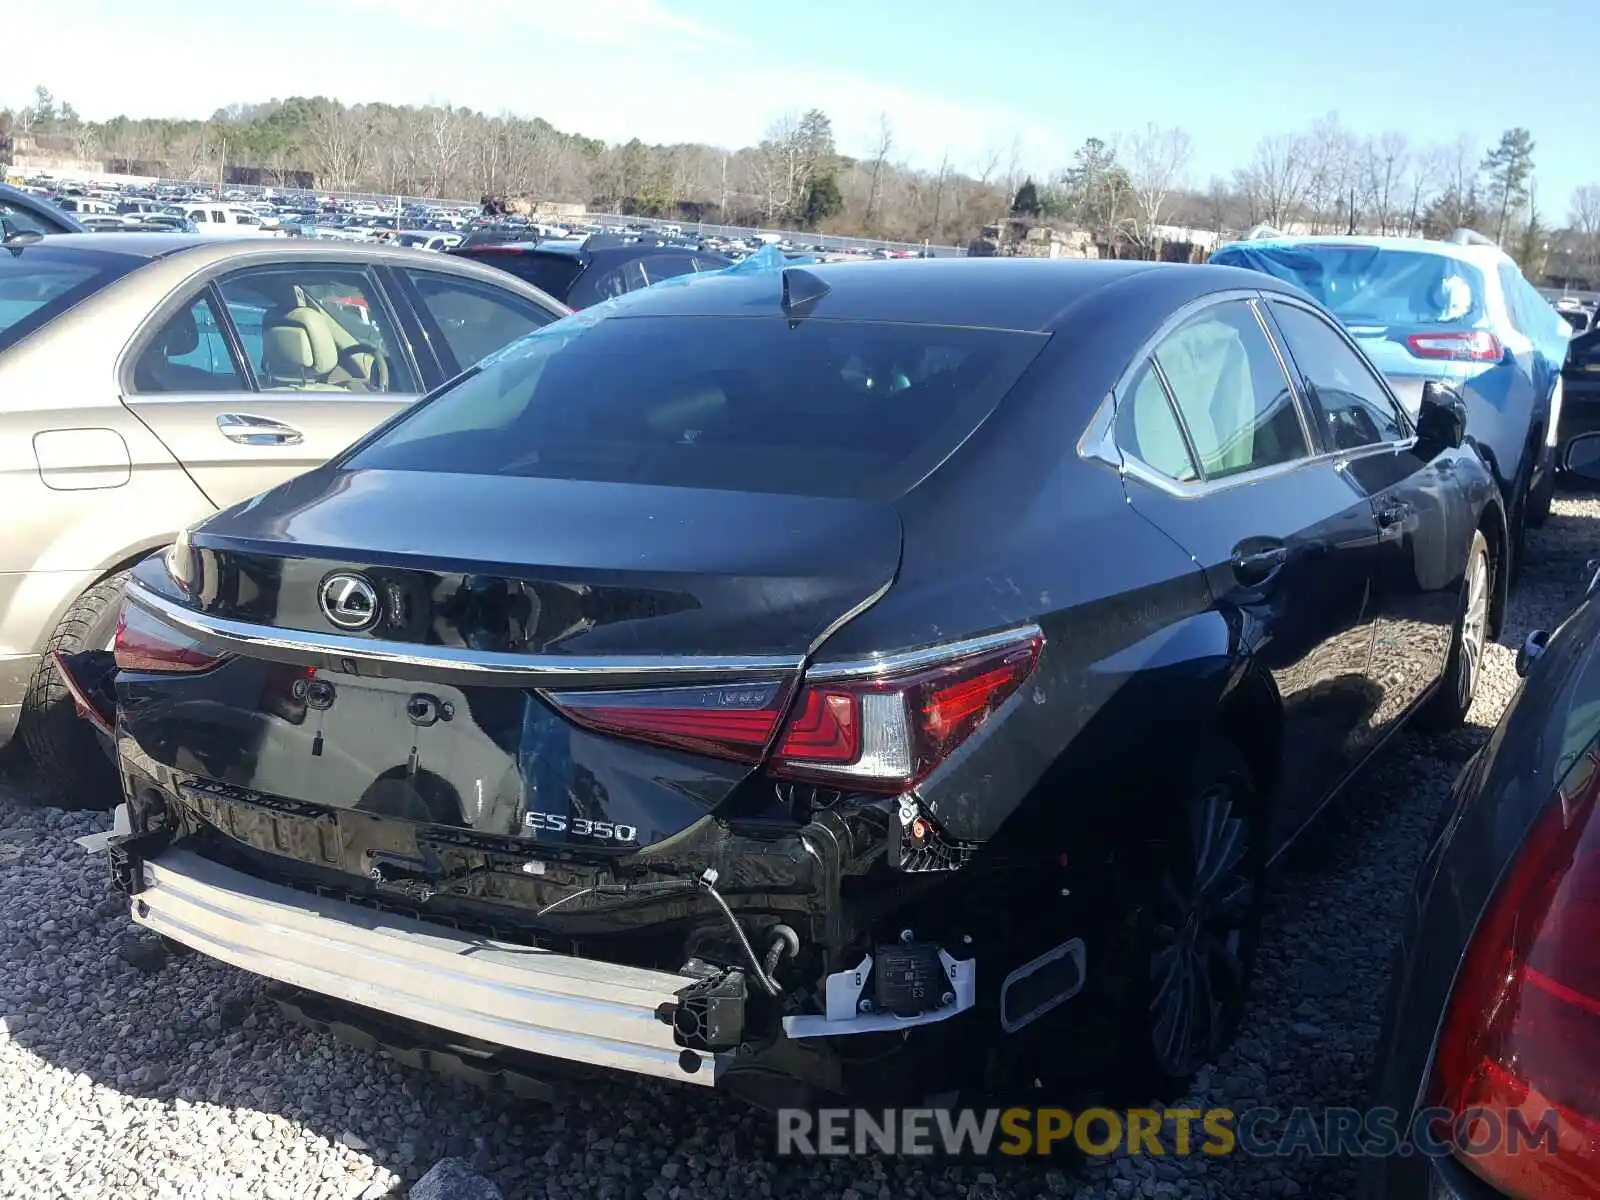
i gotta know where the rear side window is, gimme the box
[1153,302,1307,479]
[346,314,1048,501]
[1114,363,1198,482]
[131,293,244,393]
[0,247,141,353]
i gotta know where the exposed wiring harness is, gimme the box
[529,868,797,999]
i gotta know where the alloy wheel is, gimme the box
[1147,784,1255,1078]
[1459,550,1490,711]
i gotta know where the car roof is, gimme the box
[596,257,1284,332]
[1218,233,1508,267]
[23,232,572,296]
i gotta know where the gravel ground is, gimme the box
[2,496,1599,1200]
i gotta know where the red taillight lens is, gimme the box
[113,605,230,674]
[541,680,791,763]
[1427,744,1600,1197]
[1405,330,1503,362]
[769,628,1044,793]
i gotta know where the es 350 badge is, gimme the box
[523,812,639,843]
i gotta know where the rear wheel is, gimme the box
[1418,531,1491,731]
[1139,746,1263,1083]
[19,572,127,811]
[1066,738,1265,1099]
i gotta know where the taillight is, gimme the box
[541,680,792,763]
[1427,742,1600,1197]
[768,627,1044,793]
[113,605,230,674]
[1405,330,1503,362]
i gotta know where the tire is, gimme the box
[1418,531,1491,732]
[19,571,128,811]
[1506,453,1533,590]
[1073,738,1267,1099]
[1528,381,1562,530]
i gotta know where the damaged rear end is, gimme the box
[91,300,1057,1104]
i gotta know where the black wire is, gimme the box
[697,873,783,997]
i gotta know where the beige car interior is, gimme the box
[260,304,388,392]
[132,305,229,393]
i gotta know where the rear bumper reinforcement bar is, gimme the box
[129,848,722,1086]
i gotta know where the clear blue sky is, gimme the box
[17,0,1594,218]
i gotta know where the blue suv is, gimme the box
[1212,230,1571,572]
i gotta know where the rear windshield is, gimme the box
[455,249,584,301]
[1214,244,1488,328]
[344,314,1048,500]
[0,246,142,353]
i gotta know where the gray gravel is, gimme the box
[2,496,1598,1200]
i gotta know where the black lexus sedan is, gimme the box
[84,257,1506,1106]
[1366,433,1600,1200]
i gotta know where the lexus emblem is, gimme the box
[319,573,381,632]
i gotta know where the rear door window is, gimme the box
[217,266,417,394]
[1152,301,1308,479]
[345,314,1049,501]
[403,270,560,373]
[1270,301,1407,451]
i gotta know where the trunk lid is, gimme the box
[185,467,902,659]
[119,466,901,865]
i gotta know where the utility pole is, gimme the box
[719,155,728,222]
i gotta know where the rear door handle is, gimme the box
[1376,502,1412,531]
[217,413,303,446]
[1232,543,1289,585]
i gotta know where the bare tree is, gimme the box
[864,113,894,232]
[1234,132,1309,229]
[1361,132,1410,235]
[1120,123,1193,250]
[303,102,371,190]
[1572,184,1600,276]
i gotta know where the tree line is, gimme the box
[4,86,1597,273]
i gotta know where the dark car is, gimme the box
[0,183,85,237]
[1555,323,1600,476]
[1366,438,1600,1198]
[451,233,731,309]
[82,258,1505,1108]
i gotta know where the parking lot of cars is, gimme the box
[1,174,1597,1198]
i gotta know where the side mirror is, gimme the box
[1565,432,1600,486]
[1416,380,1468,454]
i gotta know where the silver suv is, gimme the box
[0,233,566,804]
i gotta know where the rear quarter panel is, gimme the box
[0,273,215,655]
[1368,593,1600,1195]
[820,313,1234,845]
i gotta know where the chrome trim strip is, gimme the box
[132,848,721,1086]
[807,576,894,657]
[125,578,805,686]
[804,624,1045,682]
[1247,297,1319,453]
